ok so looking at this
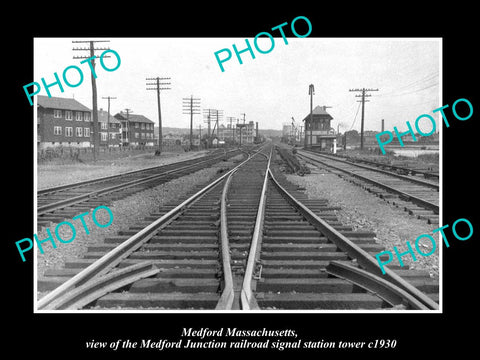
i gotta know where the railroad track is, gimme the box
[37,144,438,311]
[314,151,439,180]
[295,149,439,225]
[36,149,243,228]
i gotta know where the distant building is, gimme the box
[98,109,122,147]
[37,95,92,149]
[302,106,336,151]
[114,112,155,146]
[237,121,255,144]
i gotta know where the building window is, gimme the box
[65,127,73,137]
[135,132,139,138]
[84,112,91,122]
[135,122,139,128]
[76,127,83,137]
[101,132,108,141]
[65,111,72,120]
[76,112,83,121]
[101,122,108,130]
[109,133,116,140]
[141,123,145,130]
[53,126,62,135]
[54,109,62,118]
[84,128,91,137]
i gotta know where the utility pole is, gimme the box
[238,113,246,146]
[73,40,110,161]
[307,84,314,148]
[203,109,215,148]
[102,96,116,147]
[349,88,379,150]
[182,95,201,151]
[213,110,224,141]
[198,124,202,148]
[227,116,236,145]
[123,108,132,146]
[146,76,171,155]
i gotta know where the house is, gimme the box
[37,95,92,149]
[302,106,336,151]
[114,112,155,146]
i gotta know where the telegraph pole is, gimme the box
[198,124,202,148]
[307,84,314,148]
[73,40,110,161]
[213,109,224,140]
[123,108,132,146]
[349,88,379,150]
[182,95,201,150]
[147,76,171,155]
[227,116,236,145]
[203,109,215,148]
[238,113,246,146]
[102,96,116,147]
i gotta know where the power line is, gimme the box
[377,71,439,98]
[349,101,362,131]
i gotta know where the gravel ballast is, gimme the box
[284,163,440,279]
[36,155,243,278]
[37,150,212,190]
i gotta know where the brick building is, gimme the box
[98,109,122,147]
[114,112,155,146]
[37,95,92,149]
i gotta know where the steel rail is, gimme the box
[297,151,439,214]
[325,261,429,310]
[37,152,238,215]
[267,167,439,310]
[38,149,240,196]
[41,261,160,310]
[215,167,241,310]
[240,148,272,310]
[299,149,438,189]
[316,151,439,180]
[37,151,257,310]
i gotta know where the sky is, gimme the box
[33,37,441,133]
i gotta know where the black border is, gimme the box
[7,5,479,357]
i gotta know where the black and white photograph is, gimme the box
[32,37,442,313]
[6,7,478,357]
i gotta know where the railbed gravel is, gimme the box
[36,156,243,288]
[283,162,440,279]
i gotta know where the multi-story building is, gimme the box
[98,109,122,147]
[237,120,256,145]
[37,95,92,149]
[114,112,155,146]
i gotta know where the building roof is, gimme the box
[302,105,333,122]
[98,109,121,124]
[115,112,155,124]
[37,95,91,112]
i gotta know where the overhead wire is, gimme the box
[349,101,362,131]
